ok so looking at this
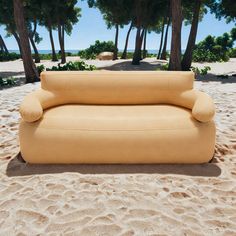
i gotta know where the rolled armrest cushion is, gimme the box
[192,92,215,122]
[20,93,43,122]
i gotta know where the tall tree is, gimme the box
[142,29,147,59]
[113,24,119,60]
[89,0,131,60]
[181,0,201,70]
[27,20,41,63]
[157,17,165,59]
[121,22,133,59]
[55,0,81,64]
[0,0,22,55]
[161,16,171,60]
[0,35,8,53]
[13,0,39,82]
[58,23,66,63]
[132,0,167,65]
[169,0,182,70]
[38,0,59,61]
[132,21,142,65]
[48,24,58,61]
[213,0,236,23]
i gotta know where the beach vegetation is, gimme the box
[0,52,20,61]
[38,61,96,73]
[229,48,236,58]
[88,0,132,60]
[36,65,45,75]
[13,0,39,82]
[78,40,115,59]
[0,76,17,87]
[192,28,236,62]
[191,66,211,75]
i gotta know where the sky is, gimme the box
[0,1,235,52]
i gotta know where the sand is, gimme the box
[0,58,236,235]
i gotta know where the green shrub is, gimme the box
[160,63,169,71]
[191,66,211,75]
[192,31,235,62]
[0,52,21,61]
[46,61,96,71]
[78,40,115,59]
[37,65,45,75]
[229,48,236,57]
[0,77,17,87]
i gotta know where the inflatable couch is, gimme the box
[19,71,215,164]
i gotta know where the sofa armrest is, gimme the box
[20,89,59,123]
[192,91,215,122]
[20,92,43,122]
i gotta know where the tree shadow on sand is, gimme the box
[196,74,236,84]
[0,71,25,78]
[99,60,236,84]
[6,152,221,177]
[99,60,165,71]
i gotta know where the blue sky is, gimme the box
[0,1,235,51]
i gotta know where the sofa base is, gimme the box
[19,120,215,164]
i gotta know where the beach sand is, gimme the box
[0,58,236,235]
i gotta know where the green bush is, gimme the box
[192,32,235,62]
[160,63,169,71]
[0,52,21,61]
[191,66,211,75]
[78,40,115,59]
[45,61,96,72]
[229,48,236,58]
[0,77,17,87]
[37,65,45,75]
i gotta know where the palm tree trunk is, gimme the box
[181,0,201,71]
[0,36,4,53]
[113,24,119,60]
[0,35,9,53]
[157,17,165,59]
[143,29,147,59]
[13,0,39,83]
[161,17,171,60]
[121,22,133,59]
[168,0,182,71]
[0,42,3,53]
[48,24,58,61]
[12,31,22,57]
[132,26,142,65]
[29,34,40,63]
[139,28,145,60]
[58,23,66,64]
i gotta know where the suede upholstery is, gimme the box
[19,71,216,163]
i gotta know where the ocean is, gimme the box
[8,49,160,55]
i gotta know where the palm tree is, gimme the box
[181,0,202,70]
[121,22,133,59]
[0,35,9,53]
[13,0,39,82]
[169,0,182,70]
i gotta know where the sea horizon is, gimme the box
[8,49,176,55]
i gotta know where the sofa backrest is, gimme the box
[40,71,194,104]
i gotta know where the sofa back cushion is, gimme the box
[40,71,194,104]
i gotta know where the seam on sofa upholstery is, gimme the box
[28,125,208,131]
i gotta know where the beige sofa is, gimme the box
[19,71,215,164]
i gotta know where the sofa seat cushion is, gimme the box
[19,104,215,164]
[35,104,199,130]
